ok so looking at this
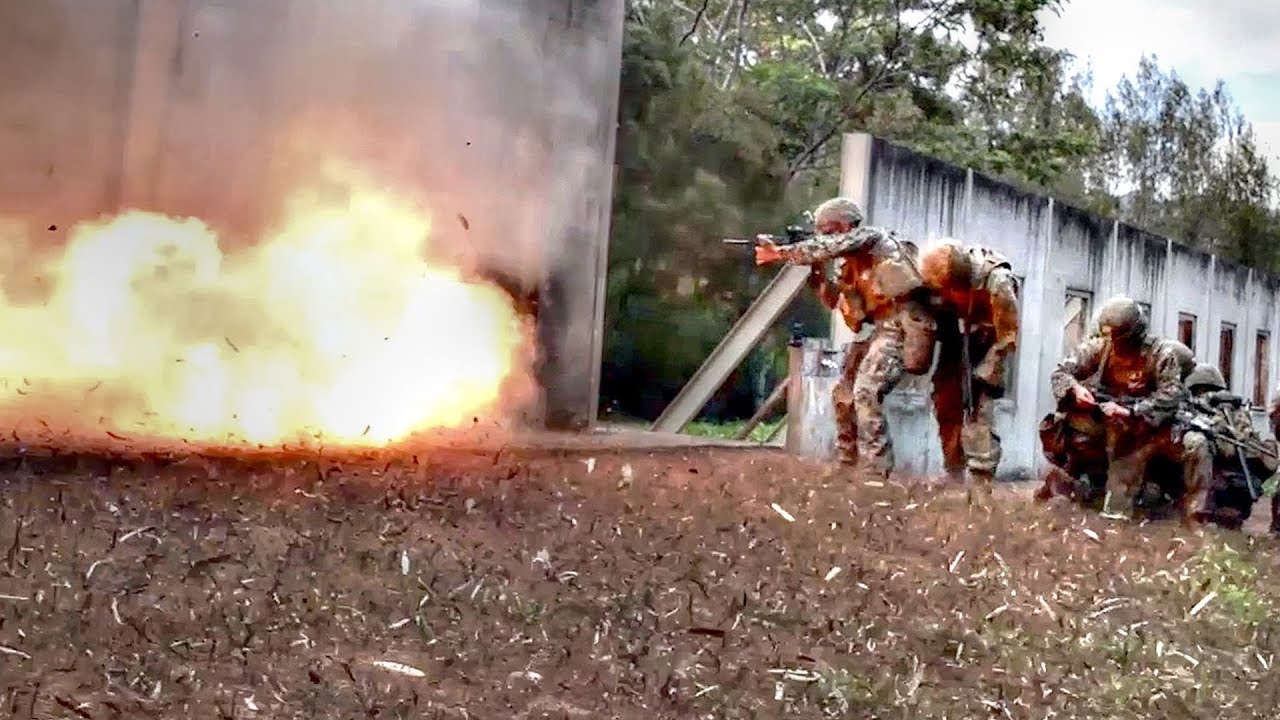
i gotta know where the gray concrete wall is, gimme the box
[0,0,623,431]
[844,133,1280,478]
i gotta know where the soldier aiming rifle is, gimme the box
[721,211,816,247]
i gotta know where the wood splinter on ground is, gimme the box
[367,660,426,678]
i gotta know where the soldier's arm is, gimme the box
[1236,407,1280,474]
[774,227,886,265]
[1131,346,1190,425]
[1259,437,1280,476]
[1049,336,1105,402]
[973,269,1019,387]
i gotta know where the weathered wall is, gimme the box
[0,0,623,431]
[843,133,1280,478]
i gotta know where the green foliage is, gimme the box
[1096,56,1280,264]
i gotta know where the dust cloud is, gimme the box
[0,0,619,445]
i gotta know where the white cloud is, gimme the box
[1042,0,1280,88]
[1041,0,1280,174]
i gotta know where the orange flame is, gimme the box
[0,164,534,447]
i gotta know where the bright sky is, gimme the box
[1040,0,1280,172]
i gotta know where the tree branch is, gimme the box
[800,21,828,76]
[679,0,712,45]
[719,0,750,90]
[784,0,906,182]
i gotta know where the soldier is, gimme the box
[755,197,935,480]
[915,240,1019,491]
[1037,295,1203,521]
[1267,384,1280,533]
[1179,364,1279,528]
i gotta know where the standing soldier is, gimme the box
[916,240,1020,492]
[755,197,935,480]
[1180,364,1279,528]
[1038,296,1203,521]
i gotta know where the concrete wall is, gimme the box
[0,0,623,431]
[842,133,1280,479]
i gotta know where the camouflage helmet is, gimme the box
[1094,295,1148,343]
[1186,363,1227,391]
[918,239,970,289]
[814,197,864,228]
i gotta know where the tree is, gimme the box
[664,0,1092,192]
[1096,55,1280,267]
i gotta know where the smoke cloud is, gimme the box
[0,0,619,444]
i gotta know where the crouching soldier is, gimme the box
[1036,295,1202,521]
[1178,364,1279,528]
[755,197,935,481]
[916,240,1020,492]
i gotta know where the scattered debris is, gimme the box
[0,645,31,660]
[770,503,795,522]
[368,660,427,678]
[0,446,1274,718]
[1188,591,1217,617]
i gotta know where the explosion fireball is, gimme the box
[0,164,534,448]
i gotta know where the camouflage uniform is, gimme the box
[1182,365,1279,528]
[918,241,1019,487]
[1039,296,1201,519]
[774,212,934,480]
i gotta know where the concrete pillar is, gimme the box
[1206,253,1218,369]
[536,0,624,430]
[785,338,847,459]
[1029,198,1058,472]
[961,168,975,235]
[1158,238,1174,337]
[1244,268,1256,400]
[831,133,874,346]
[1103,220,1120,301]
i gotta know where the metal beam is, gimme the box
[651,264,811,433]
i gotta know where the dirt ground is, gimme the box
[2,442,1280,719]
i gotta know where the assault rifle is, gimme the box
[721,223,816,247]
[1175,396,1280,501]
[722,211,817,248]
[1063,389,1140,413]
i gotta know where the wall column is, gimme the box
[831,133,874,346]
[537,0,625,430]
[1027,198,1057,473]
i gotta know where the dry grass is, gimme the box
[0,445,1278,718]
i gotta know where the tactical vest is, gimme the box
[831,228,933,373]
[832,228,925,320]
[966,246,1013,292]
[1091,336,1193,396]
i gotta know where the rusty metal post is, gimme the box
[733,380,787,441]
